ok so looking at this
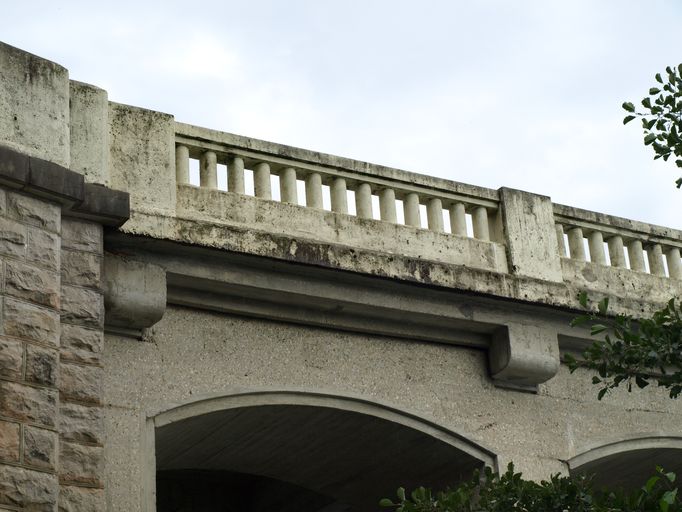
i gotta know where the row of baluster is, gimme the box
[176,145,495,241]
[556,224,682,279]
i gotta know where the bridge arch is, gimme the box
[568,434,682,490]
[150,389,496,512]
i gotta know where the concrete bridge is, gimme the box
[0,41,681,511]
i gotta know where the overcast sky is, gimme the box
[4,1,681,228]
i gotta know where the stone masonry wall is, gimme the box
[0,187,62,511]
[0,187,106,511]
[58,218,105,511]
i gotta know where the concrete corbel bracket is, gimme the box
[103,253,167,338]
[488,322,560,391]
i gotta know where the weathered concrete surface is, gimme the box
[500,188,562,282]
[69,81,109,185]
[102,254,166,336]
[108,102,176,216]
[102,306,682,511]
[0,42,70,168]
[173,185,508,272]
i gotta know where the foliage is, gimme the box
[380,463,680,512]
[565,294,682,400]
[622,64,682,187]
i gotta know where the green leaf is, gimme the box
[397,487,405,501]
[598,298,609,315]
[650,87,661,95]
[645,475,660,492]
[622,101,636,112]
[578,291,588,308]
[656,73,664,83]
[665,472,677,483]
[623,115,636,125]
[597,388,608,400]
[645,133,657,145]
[642,97,652,109]
[379,498,394,507]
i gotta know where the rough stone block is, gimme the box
[0,464,58,511]
[60,325,102,365]
[23,426,57,471]
[60,286,104,328]
[0,216,27,259]
[58,442,103,487]
[61,250,101,288]
[0,336,23,380]
[0,420,20,463]
[58,485,104,512]
[7,191,60,233]
[5,260,60,308]
[59,402,103,445]
[60,364,102,405]
[27,227,60,271]
[61,219,102,254]
[0,381,57,427]
[25,344,59,387]
[4,298,60,346]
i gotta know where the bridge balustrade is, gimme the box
[554,204,682,280]
[175,124,499,243]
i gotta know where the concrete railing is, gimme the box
[555,204,682,280]
[175,122,501,243]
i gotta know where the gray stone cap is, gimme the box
[0,143,130,226]
[175,121,500,203]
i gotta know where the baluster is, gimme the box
[427,198,444,232]
[567,227,585,261]
[666,247,682,280]
[280,167,298,204]
[331,177,348,214]
[588,231,606,265]
[228,156,245,194]
[403,193,420,227]
[305,172,323,208]
[647,243,666,276]
[627,240,645,271]
[355,183,373,219]
[607,235,626,268]
[449,202,467,236]
[472,206,489,241]
[379,188,397,223]
[175,145,190,185]
[254,162,271,199]
[555,224,567,256]
[200,150,218,189]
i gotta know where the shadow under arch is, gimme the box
[568,434,682,490]
[151,389,497,512]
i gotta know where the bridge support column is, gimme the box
[0,41,130,511]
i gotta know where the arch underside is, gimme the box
[155,395,492,512]
[570,437,682,490]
